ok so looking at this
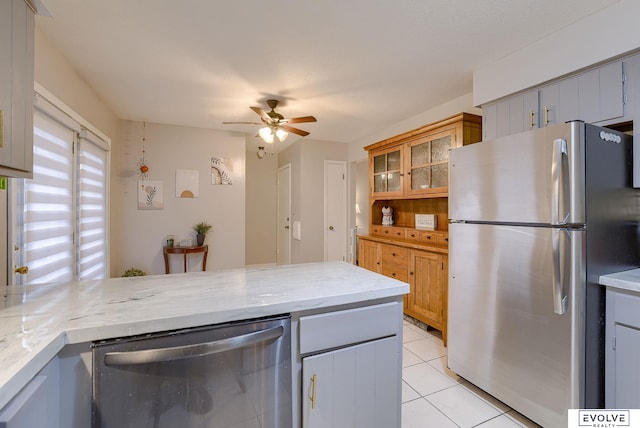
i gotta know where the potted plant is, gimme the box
[193,221,212,246]
[122,267,146,277]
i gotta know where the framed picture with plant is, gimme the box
[138,180,164,210]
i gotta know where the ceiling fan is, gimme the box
[223,99,317,144]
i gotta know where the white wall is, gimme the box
[474,0,640,105]
[113,122,246,275]
[347,92,481,162]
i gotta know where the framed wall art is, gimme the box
[176,169,199,198]
[138,180,164,210]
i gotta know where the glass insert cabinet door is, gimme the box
[407,131,452,194]
[372,147,402,194]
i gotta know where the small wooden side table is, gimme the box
[163,245,208,274]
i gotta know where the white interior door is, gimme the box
[325,161,346,262]
[277,164,291,264]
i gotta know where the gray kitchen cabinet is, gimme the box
[302,336,398,428]
[578,61,624,124]
[482,102,497,140]
[621,53,640,120]
[539,82,559,127]
[0,358,59,428]
[298,302,402,428]
[482,60,624,140]
[483,89,538,140]
[0,0,35,178]
[605,288,640,408]
[0,344,92,428]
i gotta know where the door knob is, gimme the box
[15,266,29,275]
[329,226,334,231]
[284,226,290,229]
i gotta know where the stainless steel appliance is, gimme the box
[92,315,291,428]
[448,121,639,427]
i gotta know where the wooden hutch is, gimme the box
[357,113,482,345]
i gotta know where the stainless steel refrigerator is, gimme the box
[448,121,639,427]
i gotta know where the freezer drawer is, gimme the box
[448,223,584,428]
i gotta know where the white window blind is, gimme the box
[77,130,108,280]
[15,93,110,285]
[20,110,75,284]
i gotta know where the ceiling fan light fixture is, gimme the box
[275,128,288,142]
[258,126,274,144]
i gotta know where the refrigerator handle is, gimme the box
[551,138,569,225]
[552,229,569,315]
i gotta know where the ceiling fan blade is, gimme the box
[280,124,310,137]
[250,106,271,121]
[285,115,317,124]
[222,121,262,125]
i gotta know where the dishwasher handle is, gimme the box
[104,325,284,366]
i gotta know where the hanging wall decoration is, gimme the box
[211,157,233,185]
[138,180,164,209]
[137,121,150,180]
[176,169,199,198]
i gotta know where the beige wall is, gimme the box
[245,140,278,265]
[113,121,246,275]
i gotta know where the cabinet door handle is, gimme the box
[391,252,396,256]
[529,110,535,129]
[544,106,550,126]
[309,374,317,409]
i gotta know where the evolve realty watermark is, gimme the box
[568,410,640,428]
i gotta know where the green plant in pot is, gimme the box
[122,268,146,277]
[193,221,212,246]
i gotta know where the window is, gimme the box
[12,92,110,284]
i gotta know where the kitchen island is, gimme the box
[0,261,408,427]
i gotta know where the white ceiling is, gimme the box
[36,0,619,144]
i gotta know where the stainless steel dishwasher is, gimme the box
[92,315,291,428]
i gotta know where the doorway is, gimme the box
[324,160,347,262]
[277,164,291,264]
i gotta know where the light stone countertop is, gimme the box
[599,268,640,293]
[0,261,408,410]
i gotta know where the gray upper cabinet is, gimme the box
[578,61,624,123]
[483,90,538,140]
[0,0,34,178]
[483,60,625,140]
[622,52,640,120]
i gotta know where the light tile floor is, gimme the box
[401,320,542,428]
